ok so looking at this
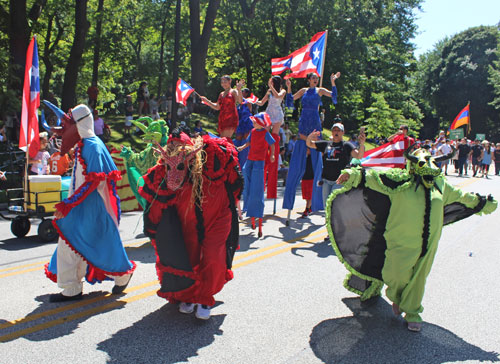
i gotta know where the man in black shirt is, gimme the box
[470,139,483,177]
[306,123,365,206]
[456,138,471,176]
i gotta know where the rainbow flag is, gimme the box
[450,103,470,131]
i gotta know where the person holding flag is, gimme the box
[282,71,340,219]
[234,88,255,169]
[199,75,244,139]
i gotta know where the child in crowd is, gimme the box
[124,95,133,135]
[28,132,51,175]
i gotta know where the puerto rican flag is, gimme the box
[271,31,326,79]
[19,36,40,159]
[244,93,259,104]
[176,78,195,106]
[361,135,413,169]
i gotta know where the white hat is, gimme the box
[331,123,344,132]
[72,104,95,139]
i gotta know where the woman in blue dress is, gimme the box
[282,72,340,221]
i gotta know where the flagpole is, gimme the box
[319,30,328,88]
[467,101,471,136]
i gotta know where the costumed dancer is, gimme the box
[256,76,286,208]
[237,113,275,237]
[200,75,244,139]
[328,144,497,331]
[234,88,254,169]
[282,72,340,225]
[139,128,243,320]
[45,104,135,302]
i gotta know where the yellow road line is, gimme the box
[233,235,325,269]
[233,228,326,262]
[0,266,44,279]
[0,261,48,273]
[0,228,325,342]
[0,280,159,330]
[0,290,157,342]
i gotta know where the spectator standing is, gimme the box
[93,110,105,141]
[137,81,149,116]
[283,122,292,152]
[124,95,133,135]
[149,94,160,120]
[287,134,297,161]
[333,114,342,125]
[456,138,471,176]
[87,83,99,110]
[494,143,500,176]
[481,141,492,178]
[387,124,415,149]
[165,86,173,115]
[471,139,483,177]
[193,120,203,134]
[437,139,453,175]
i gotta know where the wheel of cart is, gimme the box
[11,215,31,238]
[1,175,68,242]
[38,218,58,242]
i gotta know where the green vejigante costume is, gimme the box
[326,146,497,323]
[120,118,168,209]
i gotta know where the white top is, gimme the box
[266,94,284,125]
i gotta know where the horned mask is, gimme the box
[404,144,455,190]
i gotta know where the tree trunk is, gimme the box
[7,0,30,93]
[61,0,89,111]
[283,0,301,54]
[189,0,221,94]
[158,1,173,97]
[91,0,104,86]
[171,0,181,129]
[7,0,47,95]
[41,13,64,97]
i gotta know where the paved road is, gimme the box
[1,173,499,364]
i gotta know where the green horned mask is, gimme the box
[132,117,169,146]
[404,144,455,190]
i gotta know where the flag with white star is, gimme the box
[176,78,195,106]
[20,36,41,159]
[271,31,326,79]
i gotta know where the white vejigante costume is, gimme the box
[45,105,135,297]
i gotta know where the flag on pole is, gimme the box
[361,135,413,169]
[271,31,326,79]
[244,93,259,104]
[19,36,40,159]
[449,103,470,132]
[176,78,195,106]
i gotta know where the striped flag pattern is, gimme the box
[361,135,412,169]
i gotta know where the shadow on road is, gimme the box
[97,302,225,363]
[0,235,56,251]
[309,297,499,364]
[291,239,335,258]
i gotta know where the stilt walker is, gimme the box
[237,113,275,238]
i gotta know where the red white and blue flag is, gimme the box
[176,78,195,106]
[244,93,259,104]
[271,31,326,79]
[361,135,413,169]
[19,36,40,159]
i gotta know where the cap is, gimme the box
[250,112,272,128]
[331,123,344,132]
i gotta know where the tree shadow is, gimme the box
[97,302,225,363]
[309,297,499,364]
[291,239,335,258]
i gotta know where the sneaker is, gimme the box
[179,302,195,314]
[195,304,211,320]
[407,322,422,332]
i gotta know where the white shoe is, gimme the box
[195,304,211,320]
[179,302,195,314]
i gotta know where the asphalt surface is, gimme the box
[0,171,499,364]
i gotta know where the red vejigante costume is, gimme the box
[139,133,243,306]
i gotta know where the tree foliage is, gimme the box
[2,0,498,141]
